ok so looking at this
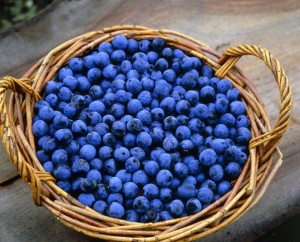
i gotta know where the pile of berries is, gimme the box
[32,34,251,222]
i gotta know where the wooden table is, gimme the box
[1,0,299,241]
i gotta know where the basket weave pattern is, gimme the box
[0,25,292,241]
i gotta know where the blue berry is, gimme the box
[86,132,101,146]
[159,188,173,203]
[188,118,205,133]
[94,123,109,136]
[42,138,57,154]
[93,200,107,214]
[56,181,71,193]
[215,97,229,114]
[156,170,173,187]
[144,160,160,176]
[226,88,241,102]
[130,147,145,161]
[54,128,73,145]
[111,120,126,137]
[43,161,54,173]
[151,108,165,121]
[209,164,224,181]
[137,39,150,52]
[163,69,176,83]
[225,162,242,178]
[220,113,235,127]
[182,72,197,89]
[235,115,250,128]
[68,57,83,73]
[236,127,251,145]
[94,51,110,67]
[218,181,232,196]
[126,118,143,133]
[122,182,138,198]
[125,157,140,173]
[125,210,139,222]
[127,99,142,115]
[230,100,246,117]
[133,59,149,73]
[133,196,150,214]
[76,76,90,92]
[123,133,136,148]
[112,34,128,50]
[103,159,117,175]
[45,94,58,107]
[183,175,197,187]
[143,184,159,199]
[136,110,152,126]
[90,158,103,171]
[89,100,105,115]
[177,183,196,200]
[72,159,90,175]
[187,159,202,175]
[197,188,214,203]
[190,133,204,147]
[160,97,176,114]
[44,80,60,94]
[200,86,215,103]
[160,211,173,221]
[33,120,49,138]
[186,198,202,214]
[176,100,190,115]
[136,132,152,149]
[214,124,229,138]
[95,184,108,200]
[110,103,125,118]
[211,138,228,155]
[36,150,50,163]
[83,55,97,69]
[162,135,178,152]
[79,144,96,161]
[111,50,126,63]
[58,67,73,81]
[72,120,87,135]
[126,38,138,53]
[141,76,154,91]
[87,169,102,184]
[153,84,169,100]
[53,114,69,129]
[58,87,72,102]
[184,90,199,105]
[201,65,213,78]
[103,64,117,79]
[53,164,71,180]
[125,78,142,94]
[102,114,116,126]
[132,170,148,186]
[157,153,173,170]
[106,202,125,218]
[108,177,122,193]
[162,116,177,132]
[199,148,217,167]
[174,163,189,178]
[169,199,184,216]
[78,193,95,207]
[217,79,232,94]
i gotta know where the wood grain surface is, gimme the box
[0,0,299,241]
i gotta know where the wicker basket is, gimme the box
[0,25,292,241]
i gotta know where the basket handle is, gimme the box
[215,45,292,150]
[0,76,54,205]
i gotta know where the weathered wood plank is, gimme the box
[0,0,299,241]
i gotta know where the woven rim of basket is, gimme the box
[0,25,292,241]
